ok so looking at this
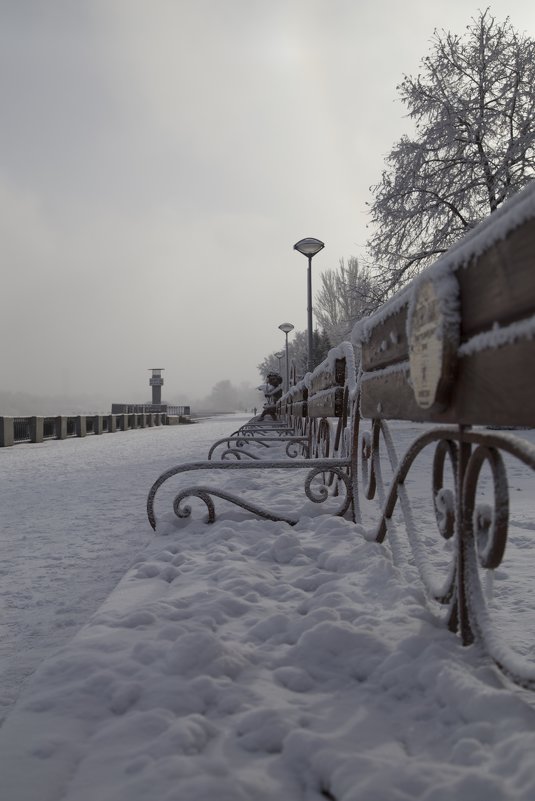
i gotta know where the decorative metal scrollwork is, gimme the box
[462,444,509,570]
[304,465,352,515]
[168,464,353,526]
[172,486,296,525]
[352,419,535,687]
[360,427,376,502]
[285,438,310,458]
[208,436,307,460]
[219,448,261,460]
[148,458,352,531]
[432,439,457,540]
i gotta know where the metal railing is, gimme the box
[111,403,190,416]
[0,411,177,447]
[13,418,31,443]
[43,418,56,439]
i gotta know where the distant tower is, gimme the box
[149,368,164,406]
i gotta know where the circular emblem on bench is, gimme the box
[409,277,459,409]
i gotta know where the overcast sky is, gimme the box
[2,0,535,403]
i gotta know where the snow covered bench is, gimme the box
[274,342,357,455]
[206,410,309,461]
[303,343,356,461]
[352,180,535,687]
[278,379,307,422]
[147,183,535,688]
[147,342,358,530]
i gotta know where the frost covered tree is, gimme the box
[315,257,381,343]
[368,9,535,296]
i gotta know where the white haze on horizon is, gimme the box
[2,1,535,402]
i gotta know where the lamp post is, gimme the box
[275,351,284,375]
[293,237,324,373]
[278,322,294,392]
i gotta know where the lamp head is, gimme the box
[278,322,294,335]
[293,238,325,257]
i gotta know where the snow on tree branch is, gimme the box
[367,9,535,297]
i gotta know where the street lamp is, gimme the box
[275,351,284,374]
[293,237,324,373]
[278,322,294,392]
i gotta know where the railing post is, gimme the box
[93,415,103,434]
[55,416,67,439]
[76,416,87,437]
[30,417,44,443]
[108,415,117,433]
[0,417,14,447]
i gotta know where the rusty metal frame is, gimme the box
[208,436,310,460]
[353,414,535,688]
[147,389,352,532]
[147,457,353,529]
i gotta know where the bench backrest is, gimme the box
[353,182,535,428]
[279,381,308,418]
[278,342,358,420]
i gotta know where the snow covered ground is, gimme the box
[0,416,244,722]
[1,414,535,800]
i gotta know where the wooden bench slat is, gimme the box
[307,387,345,418]
[361,215,535,374]
[458,219,535,340]
[291,401,308,418]
[360,336,535,427]
[361,308,408,372]
[358,190,535,426]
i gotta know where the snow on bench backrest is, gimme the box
[280,342,357,417]
[305,342,358,418]
[279,377,309,418]
[277,343,359,420]
[353,181,535,428]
